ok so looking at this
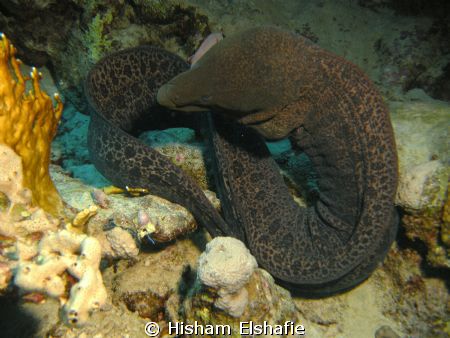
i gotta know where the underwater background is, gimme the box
[0,0,449,337]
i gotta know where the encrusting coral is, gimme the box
[197,237,258,317]
[0,144,59,239]
[0,145,107,326]
[184,237,301,335]
[0,33,64,217]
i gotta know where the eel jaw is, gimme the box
[156,83,177,109]
[157,84,209,112]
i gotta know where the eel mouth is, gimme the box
[156,84,177,109]
[157,84,209,112]
[238,109,277,126]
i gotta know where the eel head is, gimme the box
[159,28,295,116]
[157,27,313,139]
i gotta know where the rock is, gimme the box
[397,160,448,211]
[389,91,449,269]
[139,128,196,145]
[134,194,206,243]
[104,226,139,260]
[52,162,220,246]
[153,142,210,191]
[389,90,450,211]
[390,91,449,184]
[375,325,400,338]
[184,268,302,337]
[112,238,201,321]
[401,193,449,268]
[0,0,212,113]
[197,237,258,317]
[198,237,257,294]
[380,245,449,336]
[214,288,249,319]
[182,236,304,335]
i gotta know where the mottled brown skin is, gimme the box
[158,26,399,292]
[85,46,235,239]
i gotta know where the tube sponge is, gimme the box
[0,33,64,217]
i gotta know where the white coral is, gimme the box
[197,237,257,317]
[0,144,107,326]
[14,229,108,326]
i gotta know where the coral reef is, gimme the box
[103,225,139,260]
[2,0,446,113]
[65,205,98,233]
[14,229,108,326]
[0,33,63,217]
[140,127,211,190]
[0,0,212,113]
[401,186,449,268]
[0,1,449,335]
[0,143,59,297]
[390,90,450,269]
[112,238,201,323]
[0,143,108,327]
[390,90,448,176]
[397,160,447,211]
[380,245,449,336]
[197,237,258,317]
[184,268,302,337]
[0,144,59,239]
[187,0,450,98]
[42,97,447,335]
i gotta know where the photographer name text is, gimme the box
[168,320,305,335]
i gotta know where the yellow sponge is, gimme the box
[0,33,64,217]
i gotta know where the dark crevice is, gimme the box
[396,210,450,290]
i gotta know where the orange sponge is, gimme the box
[0,33,64,217]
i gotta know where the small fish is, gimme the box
[188,32,224,67]
[144,233,156,245]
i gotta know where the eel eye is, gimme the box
[201,95,212,103]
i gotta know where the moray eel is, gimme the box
[157,26,399,293]
[85,46,235,238]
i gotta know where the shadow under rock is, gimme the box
[396,209,450,291]
[0,296,40,337]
